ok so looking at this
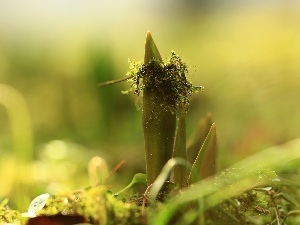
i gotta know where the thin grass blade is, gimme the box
[189,123,217,184]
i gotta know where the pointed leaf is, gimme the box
[187,113,213,164]
[144,31,163,64]
[189,123,217,184]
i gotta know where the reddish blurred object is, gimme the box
[26,215,86,225]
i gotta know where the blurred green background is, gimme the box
[0,1,300,209]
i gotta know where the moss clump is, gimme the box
[0,198,22,224]
[31,186,144,225]
[126,51,203,112]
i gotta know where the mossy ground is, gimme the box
[1,169,300,225]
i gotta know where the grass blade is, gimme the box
[151,138,300,225]
[189,123,217,184]
[187,113,212,164]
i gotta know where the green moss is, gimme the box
[33,186,144,225]
[106,194,145,225]
[126,51,203,112]
[0,198,22,224]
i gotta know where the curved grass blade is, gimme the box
[151,138,300,225]
[187,113,212,164]
[189,123,217,184]
[148,158,191,206]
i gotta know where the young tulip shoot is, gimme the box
[126,31,203,186]
[142,32,177,185]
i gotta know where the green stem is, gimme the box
[143,32,176,185]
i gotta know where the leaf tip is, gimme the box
[144,31,163,64]
[211,123,216,129]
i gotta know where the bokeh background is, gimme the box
[0,1,300,209]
